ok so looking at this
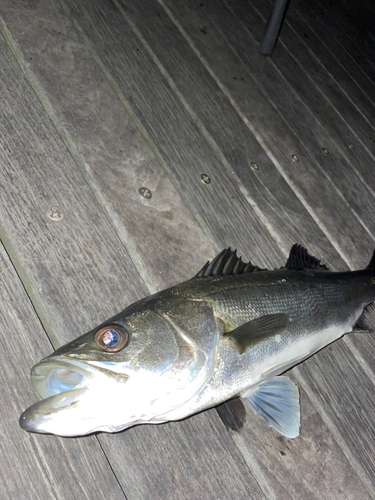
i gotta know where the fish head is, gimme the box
[20,300,216,436]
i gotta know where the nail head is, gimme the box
[139,187,152,199]
[201,174,211,184]
[48,206,63,221]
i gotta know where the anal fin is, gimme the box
[241,376,300,439]
[353,302,375,333]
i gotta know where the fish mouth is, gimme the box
[19,358,99,435]
[30,358,94,399]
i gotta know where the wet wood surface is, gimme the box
[0,0,374,498]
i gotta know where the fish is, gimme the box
[20,244,375,438]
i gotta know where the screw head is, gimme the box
[201,174,211,184]
[139,187,152,199]
[250,162,259,171]
[348,143,354,149]
[291,154,300,162]
[322,148,329,155]
[48,206,63,221]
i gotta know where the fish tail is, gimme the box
[366,249,375,270]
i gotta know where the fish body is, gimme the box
[20,245,375,437]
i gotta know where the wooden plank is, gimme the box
[287,0,375,115]
[295,343,375,490]
[109,0,342,269]
[105,410,263,500]
[211,0,375,237]
[0,5,265,500]
[0,0,213,293]
[311,0,375,84]
[224,373,372,500]
[248,0,375,143]
[0,1,351,498]
[59,0,285,270]
[158,0,375,493]
[160,0,374,268]
[0,242,127,499]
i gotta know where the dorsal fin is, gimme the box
[193,248,266,278]
[285,244,328,270]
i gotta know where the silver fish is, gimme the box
[20,245,375,438]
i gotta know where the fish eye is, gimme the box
[94,325,128,352]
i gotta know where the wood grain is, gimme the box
[208,0,375,243]
[228,372,372,500]
[248,0,375,156]
[295,343,375,490]
[0,3,265,499]
[312,0,375,79]
[112,0,341,268]
[286,0,375,118]
[61,0,282,270]
[1,0,375,497]
[0,243,127,499]
[160,0,375,270]
[0,0,214,293]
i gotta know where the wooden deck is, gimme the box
[0,0,374,498]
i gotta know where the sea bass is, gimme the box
[20,245,375,438]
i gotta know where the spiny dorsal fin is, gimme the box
[285,244,328,270]
[193,248,266,278]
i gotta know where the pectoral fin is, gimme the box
[226,313,288,355]
[241,376,300,438]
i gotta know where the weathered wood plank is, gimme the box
[0,243,127,500]
[286,0,375,117]
[110,0,342,269]
[225,373,372,500]
[60,0,283,270]
[295,343,375,490]
[161,0,374,268]
[208,0,375,241]
[0,1,345,498]
[248,0,375,147]
[311,0,375,84]
[0,5,265,499]
[106,410,264,500]
[0,0,213,293]
[158,0,375,493]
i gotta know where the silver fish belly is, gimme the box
[20,245,375,438]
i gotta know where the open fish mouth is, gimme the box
[19,359,100,435]
[30,359,94,399]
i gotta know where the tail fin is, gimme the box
[366,250,375,270]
